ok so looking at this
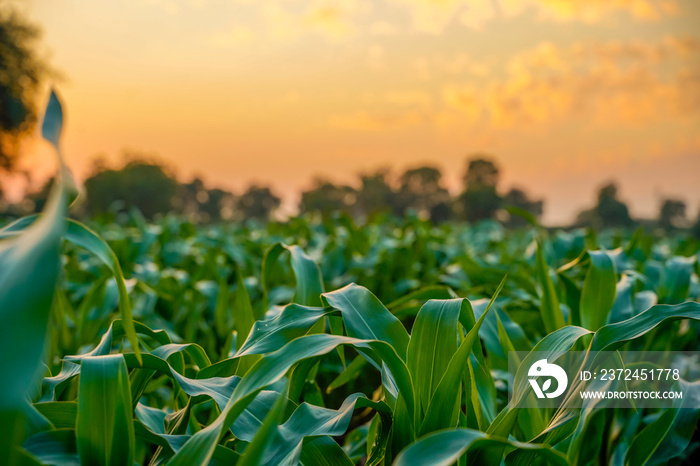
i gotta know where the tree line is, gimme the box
[0,7,47,171]
[2,151,700,236]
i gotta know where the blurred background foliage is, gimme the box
[2,151,700,239]
[0,5,48,171]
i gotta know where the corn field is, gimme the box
[1,95,699,465]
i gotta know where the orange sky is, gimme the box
[9,0,700,224]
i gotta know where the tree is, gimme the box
[174,177,206,218]
[576,182,633,229]
[396,166,451,221]
[464,157,499,188]
[236,185,280,220]
[203,188,235,221]
[692,209,700,240]
[300,177,356,217]
[175,177,235,222]
[0,181,7,215]
[83,157,179,219]
[459,156,501,222]
[355,169,398,218]
[595,183,633,228]
[503,187,543,227]
[428,201,452,224]
[658,198,686,230]
[0,9,47,171]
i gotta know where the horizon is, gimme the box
[5,0,700,225]
[10,147,689,226]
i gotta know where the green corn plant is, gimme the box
[0,90,68,465]
[3,96,699,465]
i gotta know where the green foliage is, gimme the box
[175,177,236,222]
[395,166,451,222]
[84,158,180,219]
[459,157,503,222]
[659,198,687,230]
[236,185,281,221]
[300,178,356,217]
[503,188,543,227]
[576,183,634,229]
[579,250,616,331]
[693,209,700,240]
[3,93,700,465]
[301,159,541,225]
[7,205,698,465]
[76,355,134,466]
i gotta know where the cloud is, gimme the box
[304,2,356,40]
[263,3,303,40]
[442,36,700,128]
[459,0,499,29]
[330,111,424,130]
[390,0,679,33]
[371,21,399,35]
[388,0,474,34]
[203,27,256,48]
[438,54,490,76]
[413,57,432,80]
[368,45,385,69]
[507,0,676,23]
[286,91,301,104]
[385,90,434,107]
[257,0,363,41]
[142,0,181,15]
[330,37,698,133]
[143,0,682,37]
[442,85,481,122]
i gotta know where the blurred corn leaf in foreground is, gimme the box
[0,90,67,465]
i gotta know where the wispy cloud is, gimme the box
[203,27,256,48]
[304,1,358,40]
[258,0,363,41]
[385,90,434,107]
[509,0,678,23]
[442,36,700,128]
[390,0,679,33]
[330,111,425,130]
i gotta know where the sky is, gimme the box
[9,0,700,224]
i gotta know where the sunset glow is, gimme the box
[13,0,700,224]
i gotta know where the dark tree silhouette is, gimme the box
[658,198,686,230]
[175,177,235,222]
[396,166,451,221]
[595,183,633,227]
[692,208,700,240]
[464,157,499,188]
[83,157,178,219]
[459,156,502,222]
[355,169,397,218]
[202,188,235,221]
[300,177,356,216]
[504,187,543,226]
[428,201,452,224]
[576,182,633,228]
[175,177,206,218]
[236,185,280,221]
[0,9,47,171]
